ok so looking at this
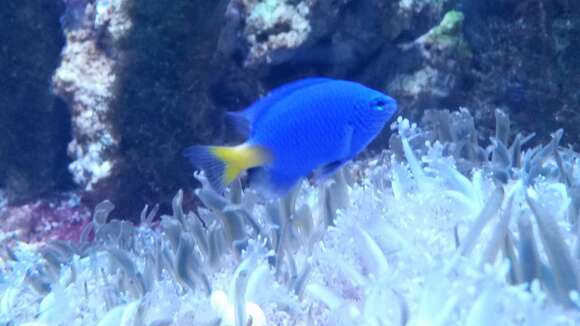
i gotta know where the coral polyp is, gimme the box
[2,110,580,325]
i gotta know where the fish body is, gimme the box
[184,78,397,194]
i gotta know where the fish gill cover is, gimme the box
[3,110,580,325]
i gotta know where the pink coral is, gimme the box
[0,193,91,246]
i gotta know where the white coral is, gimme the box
[236,0,314,65]
[52,0,130,191]
[3,117,580,325]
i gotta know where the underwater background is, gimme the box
[1,0,580,325]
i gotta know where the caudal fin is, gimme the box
[183,144,271,193]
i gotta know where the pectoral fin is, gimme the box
[312,124,355,184]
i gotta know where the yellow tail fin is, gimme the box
[183,144,270,193]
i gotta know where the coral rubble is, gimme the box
[0,194,89,246]
[231,0,314,66]
[53,0,130,192]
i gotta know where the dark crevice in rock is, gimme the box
[462,0,580,147]
[0,0,72,202]
[104,0,231,219]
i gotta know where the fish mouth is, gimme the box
[383,97,398,114]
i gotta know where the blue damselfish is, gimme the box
[184,77,398,194]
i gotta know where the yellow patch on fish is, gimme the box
[211,145,271,184]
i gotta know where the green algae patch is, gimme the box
[425,10,472,59]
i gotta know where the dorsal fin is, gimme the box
[226,77,334,136]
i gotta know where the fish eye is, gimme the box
[371,98,388,111]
